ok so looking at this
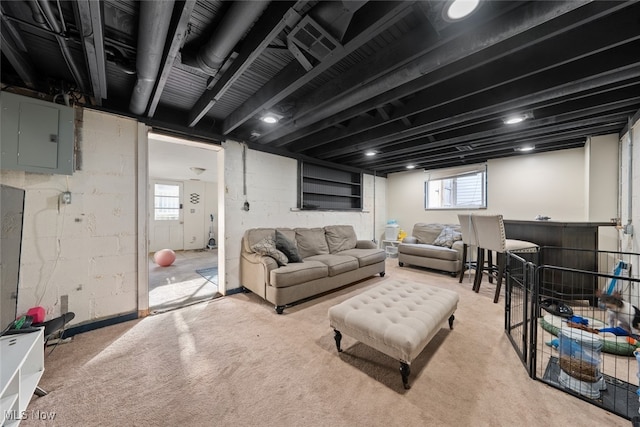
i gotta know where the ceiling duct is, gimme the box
[287,15,342,62]
[309,0,367,42]
[195,1,270,76]
[287,1,365,65]
[129,0,174,115]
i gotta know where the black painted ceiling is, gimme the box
[2,0,639,175]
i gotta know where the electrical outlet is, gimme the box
[60,191,72,204]
[624,224,634,235]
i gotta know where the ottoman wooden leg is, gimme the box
[448,314,455,329]
[333,329,343,352]
[400,362,411,389]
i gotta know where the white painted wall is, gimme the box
[1,109,139,324]
[221,140,383,291]
[620,119,640,253]
[387,145,619,231]
[2,99,629,330]
[587,134,620,251]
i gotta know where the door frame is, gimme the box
[136,127,225,317]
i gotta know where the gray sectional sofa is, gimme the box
[240,225,386,314]
[398,223,463,275]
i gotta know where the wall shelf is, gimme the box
[300,162,362,210]
[0,328,45,426]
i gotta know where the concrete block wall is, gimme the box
[222,140,384,291]
[1,109,139,324]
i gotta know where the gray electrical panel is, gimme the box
[1,91,75,175]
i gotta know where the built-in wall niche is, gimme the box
[299,162,362,210]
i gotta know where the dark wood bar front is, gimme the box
[503,219,616,303]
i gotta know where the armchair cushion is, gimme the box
[433,226,463,248]
[412,223,446,244]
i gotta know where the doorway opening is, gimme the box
[146,132,223,313]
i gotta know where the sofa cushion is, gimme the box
[251,237,288,266]
[433,226,463,248]
[336,248,386,267]
[398,243,459,261]
[275,230,302,262]
[411,223,446,244]
[270,261,328,288]
[295,228,330,259]
[305,254,359,276]
[324,225,357,253]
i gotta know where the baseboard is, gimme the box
[63,312,138,337]
[226,287,246,296]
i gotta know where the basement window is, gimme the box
[154,183,181,220]
[425,165,487,210]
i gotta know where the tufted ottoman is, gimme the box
[328,279,459,389]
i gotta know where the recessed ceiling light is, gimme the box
[504,115,525,125]
[365,150,377,157]
[514,145,535,152]
[406,164,416,169]
[445,0,480,21]
[260,111,284,124]
[503,112,533,125]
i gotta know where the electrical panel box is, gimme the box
[1,91,75,175]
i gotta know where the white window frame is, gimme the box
[154,182,181,220]
[424,164,487,210]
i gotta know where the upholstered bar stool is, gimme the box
[471,214,539,303]
[457,214,480,284]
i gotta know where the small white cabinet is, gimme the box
[0,329,44,426]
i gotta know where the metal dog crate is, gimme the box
[504,247,640,421]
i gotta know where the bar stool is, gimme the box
[457,214,480,284]
[471,214,539,303]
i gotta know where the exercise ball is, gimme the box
[154,249,176,267]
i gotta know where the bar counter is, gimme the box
[503,219,617,302]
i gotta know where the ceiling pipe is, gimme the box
[129,0,175,116]
[195,1,270,75]
[27,0,87,94]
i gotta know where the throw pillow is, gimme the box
[251,237,288,266]
[433,226,463,248]
[275,230,302,262]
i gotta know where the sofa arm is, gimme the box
[451,240,465,259]
[402,236,418,244]
[356,240,377,249]
[240,252,279,299]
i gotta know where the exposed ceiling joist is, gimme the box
[220,0,416,135]
[74,0,107,104]
[147,0,197,117]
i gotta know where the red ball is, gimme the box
[154,249,176,267]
